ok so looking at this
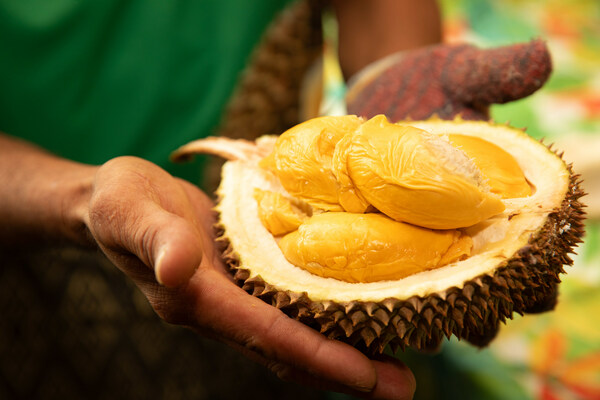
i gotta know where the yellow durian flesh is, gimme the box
[259,115,363,211]
[263,114,506,230]
[211,117,578,306]
[203,118,585,353]
[253,188,309,236]
[447,134,532,199]
[256,115,540,283]
[278,212,473,283]
[335,115,506,229]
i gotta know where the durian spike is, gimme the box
[171,136,273,163]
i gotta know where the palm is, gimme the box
[85,156,415,398]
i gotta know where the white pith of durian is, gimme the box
[216,120,570,303]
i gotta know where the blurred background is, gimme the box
[386,1,600,398]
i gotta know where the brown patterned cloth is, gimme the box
[0,246,328,400]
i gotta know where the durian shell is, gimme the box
[211,119,586,354]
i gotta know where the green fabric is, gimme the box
[0,0,292,184]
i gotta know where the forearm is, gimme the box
[0,133,96,246]
[332,0,442,79]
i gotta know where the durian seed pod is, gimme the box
[173,118,586,354]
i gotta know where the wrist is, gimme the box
[48,162,98,247]
[0,134,98,247]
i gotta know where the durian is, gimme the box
[171,116,586,353]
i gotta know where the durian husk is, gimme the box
[210,119,586,354]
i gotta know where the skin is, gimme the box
[0,137,416,399]
[332,0,442,79]
[0,1,445,398]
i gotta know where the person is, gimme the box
[0,0,442,398]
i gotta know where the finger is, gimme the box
[271,356,415,400]
[87,158,208,287]
[118,200,204,287]
[368,356,416,400]
[215,340,371,394]
[189,268,380,393]
[444,39,552,105]
[88,192,203,287]
[151,211,204,287]
[221,336,416,400]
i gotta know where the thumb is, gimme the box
[149,210,204,287]
[86,157,206,287]
[88,195,203,288]
[444,39,552,105]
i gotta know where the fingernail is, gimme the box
[154,247,167,285]
[351,384,374,393]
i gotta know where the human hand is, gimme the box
[84,156,416,399]
[346,39,552,122]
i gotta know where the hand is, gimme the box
[84,156,416,399]
[346,39,552,121]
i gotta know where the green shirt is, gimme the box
[0,0,291,184]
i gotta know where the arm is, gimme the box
[0,132,415,399]
[332,0,442,79]
[0,134,95,246]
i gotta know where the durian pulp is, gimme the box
[253,188,308,236]
[447,134,532,199]
[257,115,531,284]
[261,115,505,229]
[217,120,570,302]
[278,212,473,283]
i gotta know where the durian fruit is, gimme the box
[171,116,586,354]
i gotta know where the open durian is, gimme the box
[172,115,585,353]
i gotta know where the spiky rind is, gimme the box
[215,148,585,354]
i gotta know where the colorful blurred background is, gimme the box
[327,1,600,399]
[441,1,600,398]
